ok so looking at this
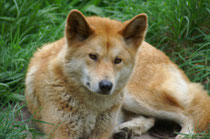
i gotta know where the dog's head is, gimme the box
[64,10,147,95]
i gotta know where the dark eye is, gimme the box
[89,54,97,61]
[114,57,122,64]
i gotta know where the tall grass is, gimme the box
[0,0,209,138]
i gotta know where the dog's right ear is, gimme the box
[119,14,147,50]
[65,10,94,44]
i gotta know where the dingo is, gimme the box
[25,9,147,138]
[25,10,210,139]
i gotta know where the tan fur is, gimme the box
[25,10,210,139]
[25,10,147,138]
[114,42,210,138]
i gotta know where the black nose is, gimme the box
[99,80,113,94]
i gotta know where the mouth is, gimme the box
[96,91,111,95]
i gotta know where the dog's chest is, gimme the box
[81,110,98,136]
[59,94,98,137]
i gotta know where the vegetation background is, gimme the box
[0,0,209,138]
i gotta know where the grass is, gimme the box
[0,0,209,138]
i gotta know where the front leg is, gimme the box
[89,104,121,139]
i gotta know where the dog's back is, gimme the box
[113,41,210,138]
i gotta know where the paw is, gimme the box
[112,127,132,139]
[112,123,145,139]
[112,117,155,139]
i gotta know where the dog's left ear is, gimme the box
[65,9,94,44]
[119,14,147,50]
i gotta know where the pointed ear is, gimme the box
[65,10,94,44]
[119,14,147,49]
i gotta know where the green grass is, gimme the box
[0,0,209,138]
